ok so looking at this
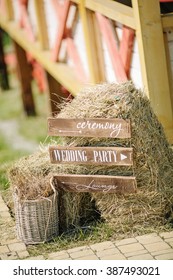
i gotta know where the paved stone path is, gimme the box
[1,193,173,260]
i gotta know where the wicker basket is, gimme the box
[13,186,59,245]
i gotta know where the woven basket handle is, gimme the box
[50,176,66,192]
[50,176,56,193]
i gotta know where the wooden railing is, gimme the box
[0,0,173,142]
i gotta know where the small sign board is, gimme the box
[49,146,133,166]
[53,174,137,194]
[48,118,131,138]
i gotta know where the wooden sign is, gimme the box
[48,118,131,138]
[53,174,137,194]
[49,146,133,166]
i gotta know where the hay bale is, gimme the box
[9,81,173,236]
[55,81,173,233]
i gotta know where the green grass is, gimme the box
[0,75,48,192]
[27,221,115,257]
[0,76,48,142]
[0,133,29,191]
[0,83,22,120]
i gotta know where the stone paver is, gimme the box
[101,253,126,260]
[143,241,171,253]
[70,249,95,259]
[67,245,90,254]
[125,249,148,258]
[160,231,173,239]
[0,203,9,212]
[155,252,173,260]
[0,251,18,260]
[114,237,137,246]
[151,248,173,257]
[8,242,27,252]
[48,250,69,258]
[1,238,20,245]
[48,251,71,260]
[168,242,173,248]
[136,233,163,244]
[90,241,115,252]
[128,254,154,260]
[0,211,11,218]
[164,237,173,244]
[17,250,30,259]
[0,245,9,254]
[49,253,71,260]
[76,255,99,260]
[117,242,144,254]
[96,248,120,258]
[1,192,173,260]
[26,255,45,260]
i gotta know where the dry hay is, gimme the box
[9,81,173,236]
[8,152,95,231]
[55,81,173,233]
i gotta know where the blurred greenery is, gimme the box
[2,31,11,47]
[0,75,49,192]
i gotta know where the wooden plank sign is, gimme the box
[49,146,133,166]
[53,174,137,194]
[47,118,131,138]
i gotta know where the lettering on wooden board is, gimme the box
[49,146,133,166]
[48,116,137,194]
[48,118,131,138]
[53,174,137,194]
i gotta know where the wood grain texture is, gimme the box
[53,174,137,194]
[47,118,131,138]
[85,0,135,29]
[132,0,173,141]
[79,1,105,83]
[34,0,49,49]
[14,41,36,116]
[4,0,14,20]
[49,146,133,166]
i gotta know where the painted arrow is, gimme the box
[120,153,128,161]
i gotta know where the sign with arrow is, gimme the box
[47,117,137,194]
[49,146,133,166]
[53,174,137,194]
[47,118,131,138]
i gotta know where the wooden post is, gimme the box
[163,31,173,114]
[0,28,9,90]
[46,72,67,116]
[4,0,14,20]
[79,0,105,83]
[132,0,173,141]
[14,42,36,116]
[34,0,49,49]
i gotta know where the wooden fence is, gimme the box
[0,0,173,141]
